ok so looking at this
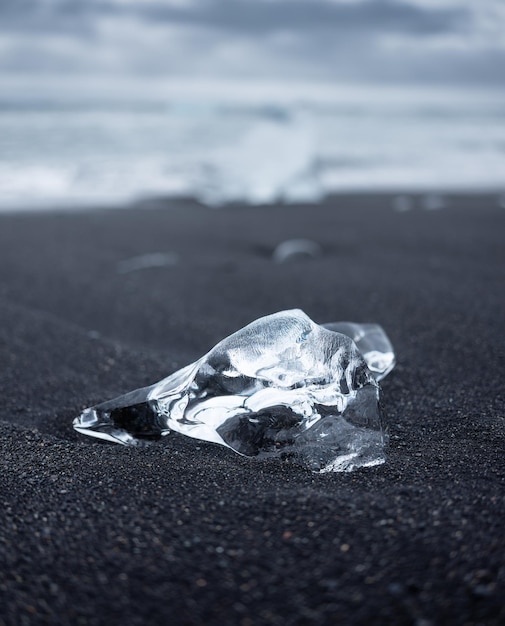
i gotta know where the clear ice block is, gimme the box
[73,310,394,472]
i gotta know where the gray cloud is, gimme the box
[136,0,464,35]
[0,0,466,35]
[0,0,503,85]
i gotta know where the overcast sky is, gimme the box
[1,0,504,85]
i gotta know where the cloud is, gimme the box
[0,0,462,34]
[0,0,465,35]
[0,0,503,85]
[134,0,464,35]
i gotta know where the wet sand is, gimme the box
[0,194,504,625]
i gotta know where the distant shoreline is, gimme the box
[0,189,504,216]
[2,83,505,210]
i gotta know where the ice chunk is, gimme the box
[421,194,446,211]
[117,252,179,273]
[73,310,394,472]
[392,195,413,212]
[273,239,322,263]
[321,322,395,381]
[196,119,323,206]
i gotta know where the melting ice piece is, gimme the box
[421,194,446,211]
[273,239,322,263]
[117,252,179,274]
[392,195,413,212]
[73,310,394,472]
[321,321,395,381]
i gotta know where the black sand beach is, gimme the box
[0,194,504,625]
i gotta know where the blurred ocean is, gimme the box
[1,78,504,210]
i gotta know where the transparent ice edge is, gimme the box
[73,309,395,473]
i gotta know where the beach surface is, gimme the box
[0,194,504,625]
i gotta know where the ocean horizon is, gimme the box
[1,76,505,211]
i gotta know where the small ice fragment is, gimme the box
[421,194,445,211]
[273,239,322,263]
[498,194,505,209]
[321,321,395,381]
[73,310,394,472]
[392,195,413,212]
[117,252,179,274]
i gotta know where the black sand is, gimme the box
[0,194,504,625]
